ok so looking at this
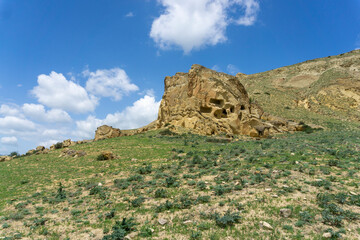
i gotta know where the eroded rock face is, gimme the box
[94,125,122,141]
[156,64,303,137]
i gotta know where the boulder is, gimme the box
[0,156,12,162]
[36,146,45,151]
[95,125,122,141]
[156,64,304,137]
[62,139,75,148]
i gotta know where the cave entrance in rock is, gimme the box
[210,98,224,106]
[200,106,212,113]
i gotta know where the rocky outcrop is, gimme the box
[94,125,122,141]
[156,64,304,137]
[0,156,12,162]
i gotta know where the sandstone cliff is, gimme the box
[155,64,303,137]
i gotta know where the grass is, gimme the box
[0,128,359,239]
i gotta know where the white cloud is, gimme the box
[125,12,134,17]
[85,68,139,101]
[232,0,259,26]
[226,64,240,75]
[1,136,17,145]
[31,71,98,114]
[0,104,21,116]
[0,116,36,133]
[75,95,160,139]
[150,0,260,53]
[38,139,60,148]
[22,103,71,123]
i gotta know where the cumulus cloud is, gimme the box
[22,104,71,123]
[75,95,160,139]
[0,104,21,116]
[31,71,98,114]
[84,68,139,101]
[0,116,36,134]
[150,0,260,53]
[1,136,18,145]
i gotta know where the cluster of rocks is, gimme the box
[59,148,87,158]
[0,155,13,162]
[25,139,93,157]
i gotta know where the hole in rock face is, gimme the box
[238,112,242,120]
[200,106,212,113]
[222,109,227,116]
[214,109,222,119]
[210,98,224,106]
[230,106,234,113]
[240,105,245,110]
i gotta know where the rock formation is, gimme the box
[156,64,303,137]
[94,125,122,141]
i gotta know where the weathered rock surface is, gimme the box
[156,64,304,137]
[94,125,122,141]
[0,156,12,162]
[60,149,87,158]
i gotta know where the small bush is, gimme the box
[54,142,63,149]
[103,218,137,240]
[131,197,145,208]
[214,211,241,228]
[154,188,167,198]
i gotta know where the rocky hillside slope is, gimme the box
[238,50,360,126]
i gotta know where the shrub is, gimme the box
[154,188,167,198]
[55,183,66,200]
[214,211,241,228]
[9,151,20,158]
[131,197,145,208]
[54,142,63,149]
[166,176,178,187]
[102,218,137,240]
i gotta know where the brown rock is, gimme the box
[98,151,115,160]
[36,146,45,151]
[280,208,292,218]
[0,156,12,162]
[156,64,304,137]
[62,139,74,148]
[95,125,122,141]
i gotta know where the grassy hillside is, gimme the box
[1,128,360,239]
[241,50,360,127]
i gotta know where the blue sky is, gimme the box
[0,0,359,154]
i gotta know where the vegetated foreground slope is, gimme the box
[240,50,360,126]
[0,128,360,239]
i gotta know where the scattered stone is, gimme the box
[62,139,74,148]
[280,208,292,218]
[259,221,273,230]
[271,194,279,198]
[350,191,357,196]
[98,183,102,187]
[100,151,115,160]
[295,161,299,164]
[183,220,193,224]
[0,156,12,162]
[158,218,168,226]
[315,179,323,182]
[290,152,295,156]
[131,158,137,162]
[125,232,138,240]
[177,153,187,157]
[26,149,36,155]
[322,232,332,238]
[265,188,272,192]
[60,149,87,158]
[36,146,45,151]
